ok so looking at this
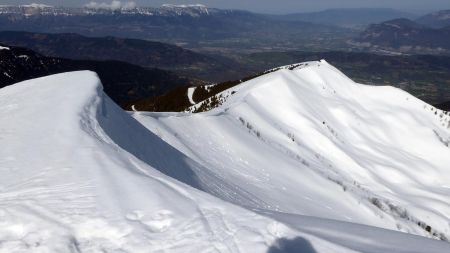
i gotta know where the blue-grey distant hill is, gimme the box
[416,10,450,28]
[271,8,417,28]
[352,18,450,54]
[0,31,243,82]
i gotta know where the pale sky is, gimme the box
[0,0,449,14]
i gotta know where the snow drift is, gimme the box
[0,67,449,252]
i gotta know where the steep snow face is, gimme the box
[134,60,450,241]
[1,70,449,252]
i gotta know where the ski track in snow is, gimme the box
[0,63,449,252]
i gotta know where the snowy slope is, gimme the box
[0,71,289,252]
[0,69,449,252]
[133,60,450,241]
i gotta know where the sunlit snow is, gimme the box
[0,62,449,252]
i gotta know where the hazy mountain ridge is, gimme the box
[273,8,418,28]
[0,31,242,82]
[0,5,354,52]
[351,18,450,54]
[416,9,450,28]
[0,4,213,17]
[1,5,448,55]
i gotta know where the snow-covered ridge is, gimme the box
[137,60,450,241]
[84,1,137,10]
[187,61,320,112]
[187,60,344,112]
[0,4,216,17]
[161,3,209,15]
[1,68,450,252]
[0,71,284,251]
[162,4,207,8]
[20,3,53,8]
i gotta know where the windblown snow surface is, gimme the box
[0,61,449,252]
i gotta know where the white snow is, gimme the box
[385,23,402,29]
[187,87,196,105]
[161,3,209,15]
[0,46,10,50]
[134,61,450,241]
[85,1,136,10]
[0,65,449,252]
[162,4,207,8]
[20,3,53,8]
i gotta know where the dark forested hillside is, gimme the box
[0,44,197,106]
[0,31,241,82]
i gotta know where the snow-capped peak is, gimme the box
[161,4,207,8]
[20,3,53,8]
[84,1,137,10]
[161,3,209,15]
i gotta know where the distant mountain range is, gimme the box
[1,5,448,55]
[0,44,196,106]
[274,8,418,28]
[416,10,450,28]
[351,18,450,54]
[0,31,243,82]
[0,5,355,52]
[287,8,449,30]
[0,4,212,17]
